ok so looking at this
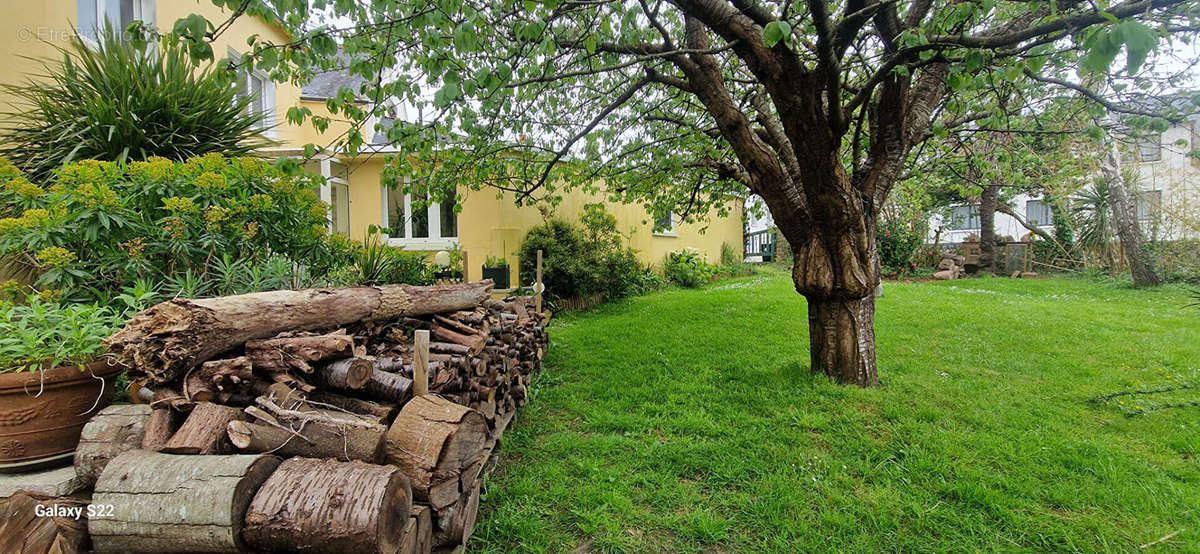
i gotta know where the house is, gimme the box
[932,114,1200,245]
[0,2,744,289]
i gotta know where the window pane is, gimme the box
[1136,191,1160,221]
[78,0,99,40]
[332,183,350,235]
[412,194,429,238]
[655,212,673,231]
[116,0,136,28]
[439,194,457,238]
[1026,200,1053,226]
[1138,134,1161,162]
[330,160,349,182]
[386,188,405,238]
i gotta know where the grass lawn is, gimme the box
[472,269,1200,553]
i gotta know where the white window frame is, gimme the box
[948,204,981,231]
[314,158,350,236]
[653,211,677,237]
[1024,199,1055,228]
[381,184,459,250]
[228,48,277,139]
[78,0,155,45]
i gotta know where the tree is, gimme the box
[1099,143,1161,286]
[170,0,1198,386]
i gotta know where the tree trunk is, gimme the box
[806,295,878,386]
[242,457,412,554]
[1100,144,1160,287]
[73,404,152,488]
[89,451,281,553]
[978,183,999,274]
[105,280,494,384]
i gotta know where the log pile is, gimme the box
[34,280,548,553]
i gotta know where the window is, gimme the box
[230,50,276,137]
[1025,199,1054,227]
[78,0,153,42]
[383,185,459,248]
[654,211,676,236]
[948,205,980,231]
[1136,190,1161,221]
[1134,133,1162,162]
[302,158,350,236]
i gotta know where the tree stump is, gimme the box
[383,395,488,501]
[242,457,412,554]
[161,402,245,454]
[74,404,152,487]
[0,492,90,554]
[89,451,281,553]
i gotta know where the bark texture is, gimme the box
[73,404,152,488]
[160,402,246,455]
[104,280,494,384]
[807,295,878,386]
[89,451,281,553]
[1100,144,1160,287]
[226,418,386,462]
[383,395,488,501]
[978,183,999,274]
[0,492,90,554]
[242,457,413,554]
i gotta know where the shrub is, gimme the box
[876,217,926,276]
[0,30,269,181]
[0,293,127,373]
[0,155,342,303]
[664,248,715,288]
[518,205,648,304]
[484,255,509,268]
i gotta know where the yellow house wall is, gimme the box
[341,159,744,286]
[0,2,305,148]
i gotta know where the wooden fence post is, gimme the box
[535,249,543,314]
[414,330,429,397]
[461,251,469,283]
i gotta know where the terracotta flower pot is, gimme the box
[0,360,125,473]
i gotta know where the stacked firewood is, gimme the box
[34,280,549,554]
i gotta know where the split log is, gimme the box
[74,404,152,487]
[313,357,374,390]
[433,480,481,548]
[242,458,412,554]
[140,407,180,452]
[383,395,488,501]
[429,342,471,356]
[227,418,386,462]
[401,505,433,554]
[105,280,494,384]
[0,492,90,554]
[161,402,245,455]
[244,331,354,374]
[89,451,281,553]
[365,368,414,403]
[308,390,397,420]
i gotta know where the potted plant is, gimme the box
[482,255,511,289]
[0,294,127,472]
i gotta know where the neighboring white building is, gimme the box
[932,115,1200,244]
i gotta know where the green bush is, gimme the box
[664,248,715,288]
[519,205,651,304]
[0,29,269,181]
[0,155,344,303]
[876,217,926,276]
[0,282,154,373]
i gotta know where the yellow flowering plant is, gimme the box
[0,155,345,303]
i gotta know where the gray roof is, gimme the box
[301,52,370,102]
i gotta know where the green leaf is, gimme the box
[763,21,791,49]
[1118,20,1158,74]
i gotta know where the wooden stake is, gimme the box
[414,329,430,396]
[535,249,543,314]
[462,251,469,283]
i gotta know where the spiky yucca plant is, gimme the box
[0,30,271,181]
